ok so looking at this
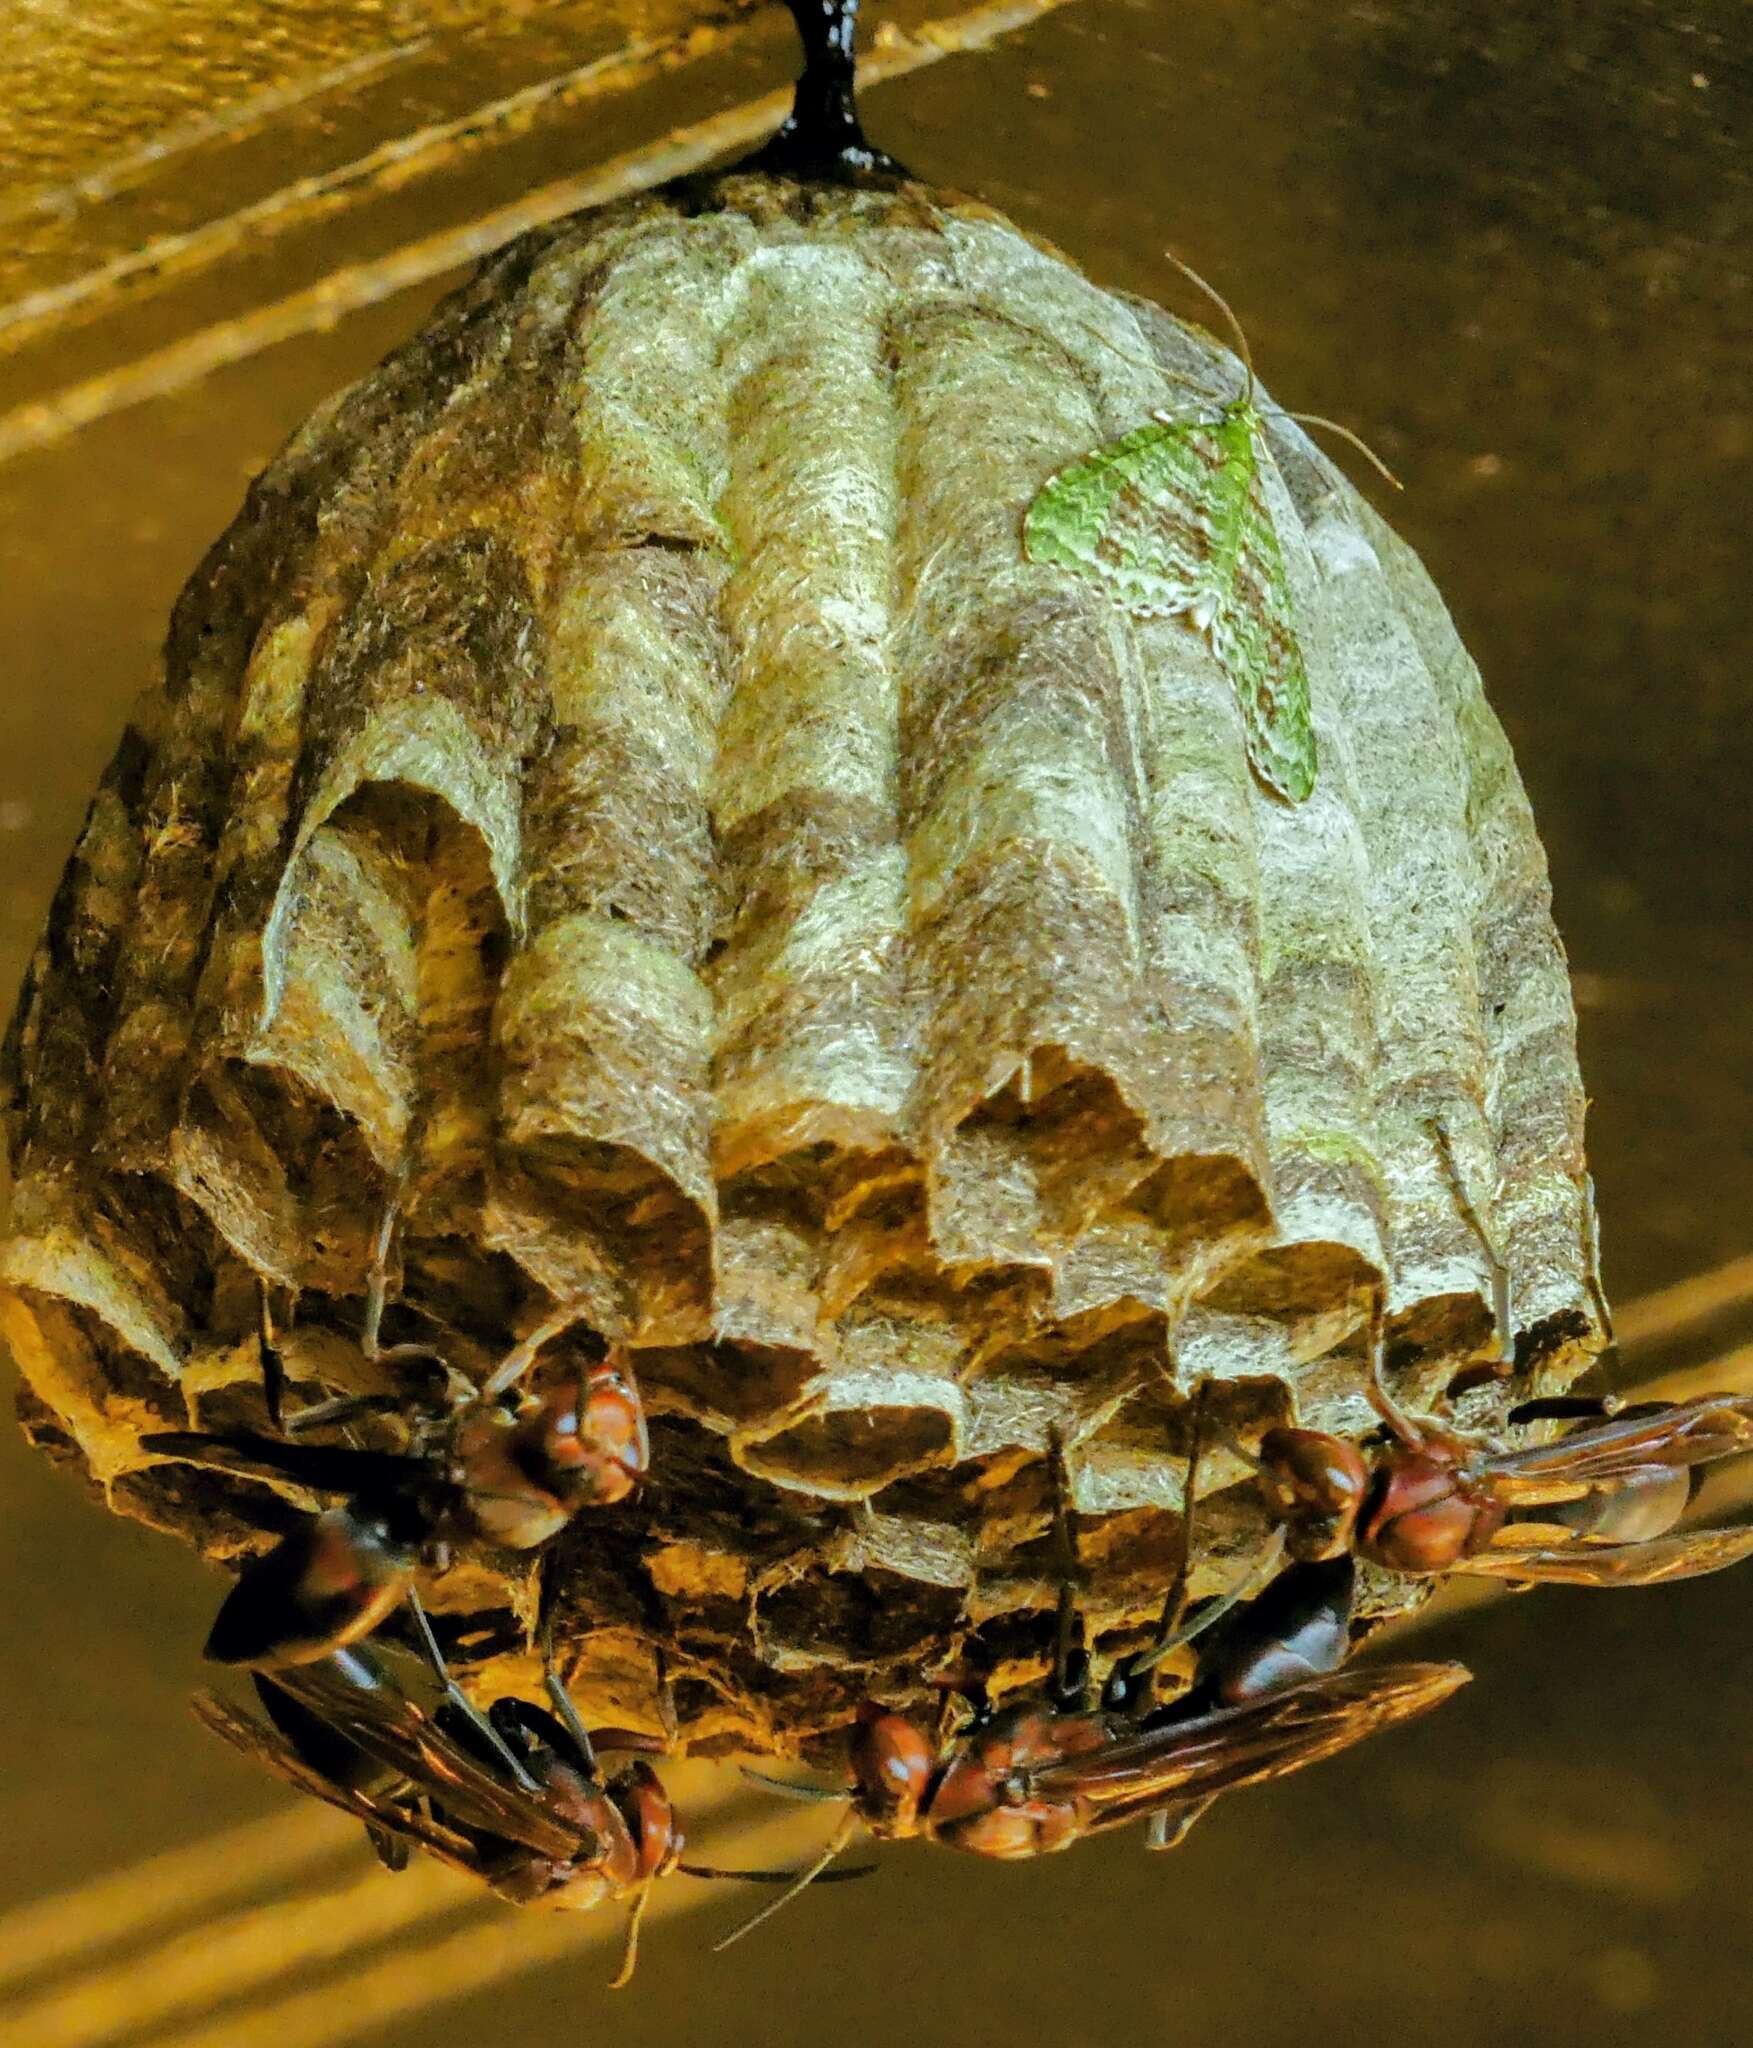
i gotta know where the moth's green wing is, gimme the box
[1213,413,1316,804]
[1022,418,1216,616]
[1023,403,1316,804]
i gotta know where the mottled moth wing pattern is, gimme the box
[1023,397,1317,804]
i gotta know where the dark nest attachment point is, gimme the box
[740,0,913,183]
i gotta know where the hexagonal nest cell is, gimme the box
[0,170,1606,1755]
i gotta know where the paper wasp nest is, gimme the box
[1,173,1604,1753]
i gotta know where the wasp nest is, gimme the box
[1,173,1603,1752]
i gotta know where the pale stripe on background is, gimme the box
[170,1801,838,2048]
[0,25,735,350]
[0,40,432,230]
[0,1806,348,1994]
[1,1253,1748,2042]
[1613,1251,1753,1349]
[0,1769,777,2048]
[0,0,1083,468]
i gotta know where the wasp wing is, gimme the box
[1482,1397,1753,1501]
[273,1664,582,1860]
[191,1690,482,1874]
[1025,1661,1470,1827]
[1452,1523,1753,1588]
[141,1430,419,1497]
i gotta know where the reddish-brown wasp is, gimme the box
[1252,1303,1753,1587]
[718,1418,1469,1945]
[142,1286,647,1668]
[197,1632,867,1984]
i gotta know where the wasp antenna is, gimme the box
[1162,249,1255,408]
[480,1298,592,1402]
[739,1765,850,1803]
[1581,1173,1615,1345]
[1214,1422,1267,1476]
[1275,411,1403,490]
[608,1881,654,1991]
[1363,1286,1426,1448]
[1128,1526,1288,1676]
[654,1645,680,1750]
[710,1809,859,1951]
[679,1858,878,1884]
[1045,1424,1086,1705]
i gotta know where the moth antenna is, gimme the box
[1054,311,1207,408]
[608,1881,653,1991]
[1162,249,1255,408]
[679,1858,877,1884]
[1053,283,1403,496]
[710,1809,859,1951]
[1277,411,1403,490]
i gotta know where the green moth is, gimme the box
[1023,255,1389,806]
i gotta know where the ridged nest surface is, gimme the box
[1,173,1604,1754]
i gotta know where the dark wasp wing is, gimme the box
[1024,1661,1470,1830]
[1480,1397,1753,1502]
[191,1690,484,1875]
[141,1430,421,1498]
[272,1664,582,1860]
[1451,1523,1753,1588]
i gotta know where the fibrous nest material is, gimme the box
[0,172,1605,1754]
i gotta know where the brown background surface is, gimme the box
[2,3,1750,2043]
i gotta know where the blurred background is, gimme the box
[2,2,1750,2043]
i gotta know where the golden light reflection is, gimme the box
[0,0,1083,468]
[0,1760,837,2048]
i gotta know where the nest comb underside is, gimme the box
[0,174,1605,1753]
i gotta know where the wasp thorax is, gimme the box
[1359,1450,1505,1575]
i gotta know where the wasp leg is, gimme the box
[536,1603,599,1779]
[1505,1393,1623,1427]
[1150,1378,1211,1675]
[403,1590,541,1792]
[1362,1285,1425,1448]
[1045,1426,1089,1712]
[1425,1116,1513,1362]
[1145,1795,1217,1853]
[259,1284,289,1435]
[281,1391,408,1435]
[359,1165,412,1364]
